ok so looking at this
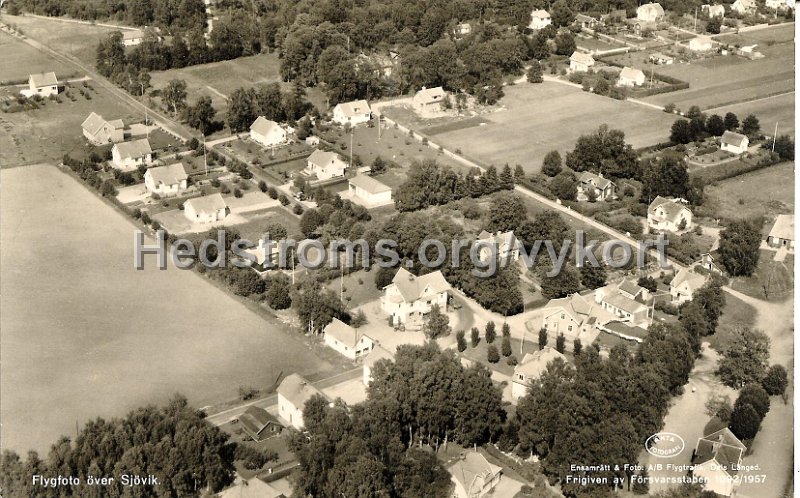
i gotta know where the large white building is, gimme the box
[381,268,450,330]
[323,318,375,360]
[412,86,447,112]
[347,174,392,207]
[111,138,153,171]
[617,67,646,87]
[332,100,372,125]
[670,267,707,304]
[720,130,749,154]
[276,373,328,430]
[569,52,596,73]
[529,9,552,29]
[647,196,693,232]
[476,230,521,264]
[27,72,59,97]
[183,193,228,224]
[250,116,287,148]
[304,150,347,182]
[144,163,188,197]
[448,452,503,498]
[81,112,125,145]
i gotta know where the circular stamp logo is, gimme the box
[645,432,685,458]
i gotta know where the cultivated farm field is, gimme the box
[704,161,795,220]
[0,164,333,453]
[0,30,78,83]
[427,82,679,174]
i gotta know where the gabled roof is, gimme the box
[648,196,691,222]
[335,99,371,117]
[603,292,648,314]
[543,293,594,324]
[147,163,188,186]
[619,67,645,81]
[531,9,551,18]
[308,149,345,168]
[671,267,707,292]
[477,230,519,248]
[570,51,596,66]
[388,268,451,302]
[364,344,395,367]
[448,452,502,496]
[349,174,391,194]
[184,193,227,215]
[82,112,109,135]
[239,406,282,438]
[578,171,612,189]
[277,373,327,409]
[219,478,285,498]
[695,428,745,477]
[114,138,152,160]
[414,86,446,105]
[324,318,372,348]
[602,320,649,340]
[575,13,597,23]
[515,346,566,378]
[122,29,144,41]
[637,2,665,16]
[721,130,748,148]
[733,0,757,9]
[250,116,283,137]
[29,72,58,88]
[618,279,644,297]
[768,214,794,241]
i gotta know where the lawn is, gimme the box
[0,30,78,83]
[708,291,757,352]
[427,82,679,175]
[0,164,335,454]
[704,161,794,220]
[728,250,794,302]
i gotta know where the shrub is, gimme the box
[487,345,500,363]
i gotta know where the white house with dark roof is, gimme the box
[720,130,749,154]
[27,72,59,97]
[347,174,392,207]
[647,196,693,232]
[511,347,566,399]
[323,318,375,360]
[183,193,228,224]
[332,99,372,125]
[637,2,665,22]
[767,214,794,249]
[81,112,124,145]
[304,149,347,182]
[617,67,646,87]
[569,52,595,73]
[381,268,450,329]
[238,406,283,442]
[529,9,552,29]
[362,345,394,386]
[250,116,287,148]
[144,163,188,197]
[448,452,503,498]
[277,373,329,430]
[670,267,707,304]
[476,230,521,264]
[111,138,153,170]
[577,171,615,201]
[692,428,746,497]
[412,86,447,112]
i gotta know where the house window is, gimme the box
[560,313,565,319]
[517,374,524,381]
[568,325,573,332]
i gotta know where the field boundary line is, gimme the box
[703,90,795,111]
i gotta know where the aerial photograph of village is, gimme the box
[0,0,795,496]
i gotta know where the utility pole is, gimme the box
[694,7,698,33]
[349,128,354,168]
[772,121,779,152]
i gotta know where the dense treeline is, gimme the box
[10,0,206,30]
[290,342,504,498]
[0,396,238,497]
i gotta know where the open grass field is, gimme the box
[3,14,124,68]
[704,161,794,220]
[0,30,78,83]
[0,164,334,453]
[428,82,679,174]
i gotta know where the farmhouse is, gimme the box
[332,99,372,125]
[111,138,153,170]
[569,52,596,73]
[476,230,521,264]
[219,477,286,498]
[731,0,757,14]
[238,406,284,442]
[144,163,188,197]
[649,52,674,65]
[617,67,646,87]
[575,13,599,29]
[701,4,726,17]
[577,171,615,201]
[122,29,145,47]
[27,72,59,97]
[277,373,329,430]
[363,345,394,386]
[323,318,376,360]
[304,149,347,182]
[412,86,448,112]
[720,130,749,154]
[647,196,693,232]
[183,193,228,224]
[595,279,653,326]
[511,347,566,399]
[381,268,450,330]
[249,116,287,148]
[692,428,746,497]
[636,2,665,22]
[347,174,393,207]
[448,452,503,498]
[540,293,605,341]
[670,267,707,304]
[529,9,552,29]
[81,112,125,145]
[689,35,714,52]
[767,214,794,249]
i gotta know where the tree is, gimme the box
[502,322,511,338]
[487,345,500,363]
[705,114,726,136]
[718,221,761,276]
[471,327,480,347]
[541,150,563,177]
[371,156,387,174]
[640,156,690,203]
[550,0,575,27]
[579,264,607,289]
[766,135,795,160]
[527,60,543,83]
[163,79,188,114]
[424,304,451,339]
[717,328,771,388]
[185,95,216,133]
[501,335,512,357]
[565,124,638,177]
[555,333,566,354]
[554,32,576,56]
[632,469,649,494]
[456,330,467,352]
[637,276,658,292]
[729,403,761,440]
[393,449,452,498]
[374,267,397,290]
[227,87,256,132]
[573,338,582,356]
[550,171,577,201]
[670,119,694,144]
[705,393,733,422]
[487,193,527,232]
[724,112,740,131]
[539,262,581,299]
[762,365,788,396]
[706,16,722,34]
[514,164,526,183]
[734,384,770,420]
[538,328,548,349]
[485,321,497,344]
[741,114,760,137]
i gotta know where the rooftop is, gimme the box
[769,214,794,241]
[515,346,566,378]
[335,99,371,117]
[324,318,372,348]
[30,72,58,88]
[448,452,502,496]
[388,268,451,302]
[250,116,283,137]
[349,174,391,195]
[184,193,227,215]
[114,138,152,160]
[146,163,187,186]
[721,130,748,148]
[277,373,327,409]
